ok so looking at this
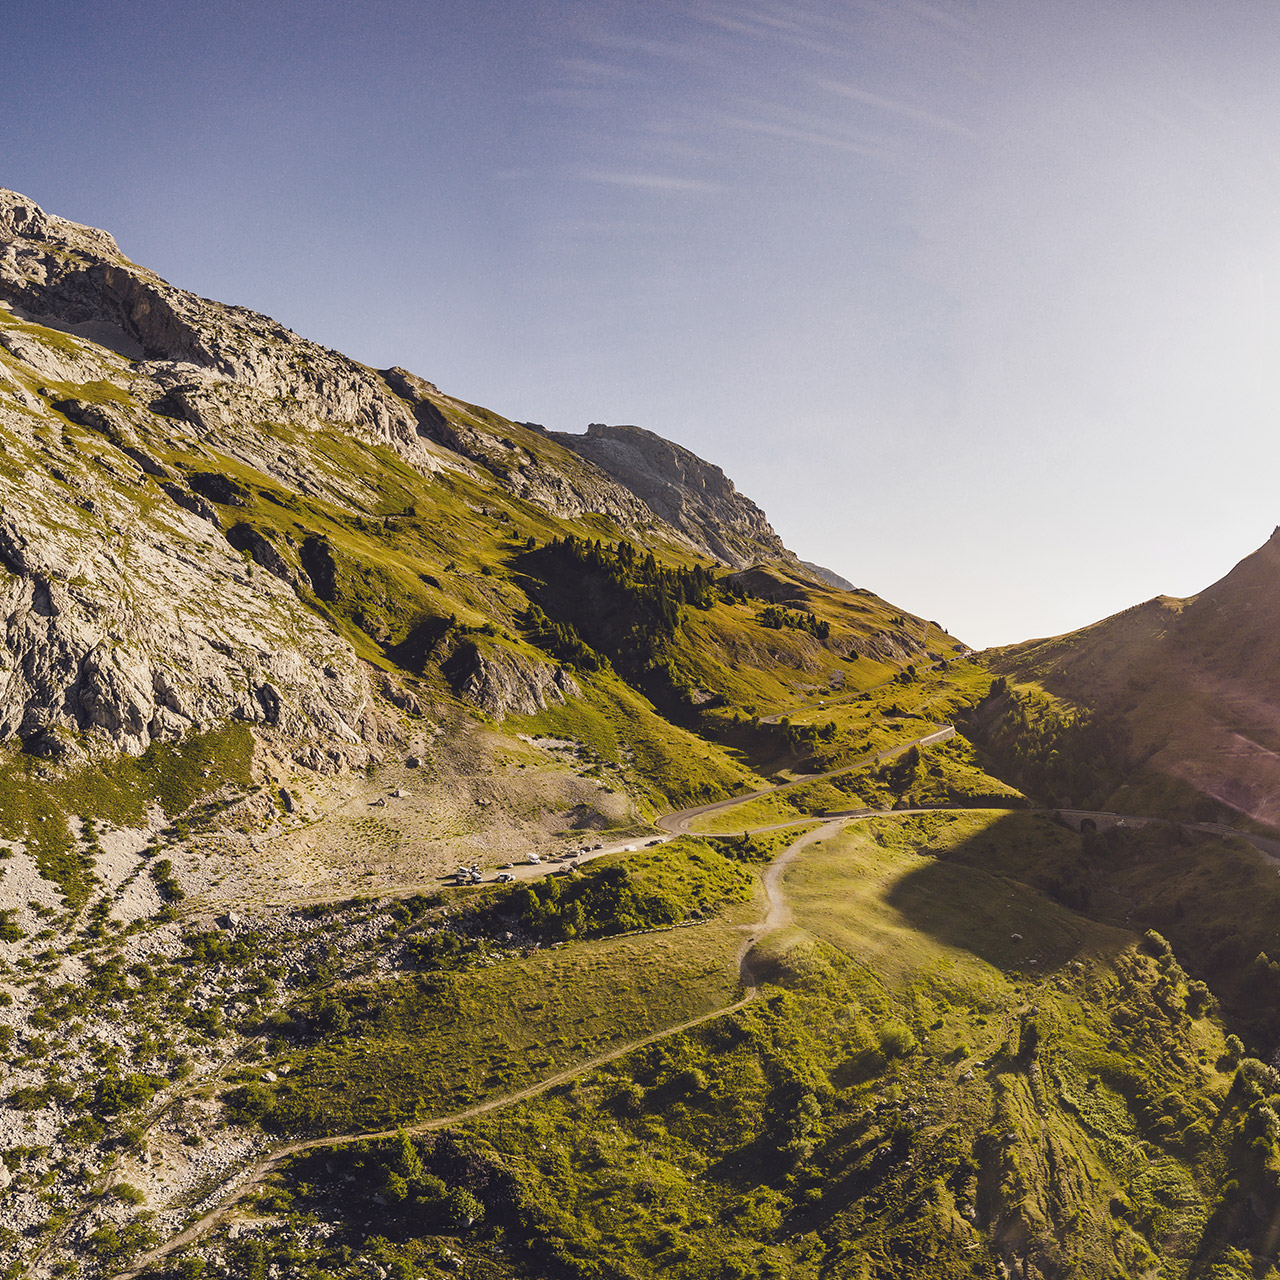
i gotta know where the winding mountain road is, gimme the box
[657,724,955,834]
[101,720,1280,1279]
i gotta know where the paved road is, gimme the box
[454,832,673,889]
[450,723,954,884]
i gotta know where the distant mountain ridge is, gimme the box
[800,560,855,590]
[992,526,1280,830]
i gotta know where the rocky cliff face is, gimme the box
[801,560,855,591]
[0,189,815,759]
[0,384,371,761]
[443,640,581,720]
[551,422,795,569]
[0,190,456,482]
[0,191,731,549]
[379,367,663,530]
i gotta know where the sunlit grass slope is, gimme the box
[222,839,757,1137]
[245,809,1269,1280]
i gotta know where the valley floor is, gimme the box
[0,665,1272,1280]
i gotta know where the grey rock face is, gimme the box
[0,188,453,484]
[0,191,739,549]
[381,367,664,531]
[225,523,308,591]
[0,318,372,758]
[0,471,370,757]
[444,640,581,720]
[551,422,794,569]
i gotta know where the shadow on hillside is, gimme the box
[878,811,1131,976]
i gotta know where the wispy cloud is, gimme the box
[694,8,845,57]
[576,170,727,194]
[814,77,978,139]
[887,0,976,37]
[585,31,714,68]
[718,114,889,160]
[556,57,642,84]
[698,0,866,42]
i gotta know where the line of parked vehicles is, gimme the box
[447,836,665,886]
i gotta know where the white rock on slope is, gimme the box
[0,388,370,758]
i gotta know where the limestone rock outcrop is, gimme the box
[0,189,452,481]
[443,640,581,720]
[801,560,855,591]
[0,461,370,758]
[551,422,795,569]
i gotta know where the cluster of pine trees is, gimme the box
[975,678,1129,808]
[549,536,717,610]
[522,603,607,672]
[757,604,831,640]
[530,536,718,669]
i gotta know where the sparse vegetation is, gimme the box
[0,212,1270,1280]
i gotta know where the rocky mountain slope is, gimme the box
[0,188,867,766]
[551,421,794,568]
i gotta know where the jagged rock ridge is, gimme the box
[0,188,823,757]
[551,422,796,569]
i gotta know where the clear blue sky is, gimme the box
[7,0,1280,646]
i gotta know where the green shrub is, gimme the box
[224,1083,276,1128]
[878,1020,917,1058]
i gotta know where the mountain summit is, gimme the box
[551,422,793,568]
[0,188,814,761]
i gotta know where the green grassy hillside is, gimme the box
[154,810,1277,1280]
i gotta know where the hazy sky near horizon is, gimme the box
[6,0,1280,646]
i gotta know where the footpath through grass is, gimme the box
[225,840,760,1137]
